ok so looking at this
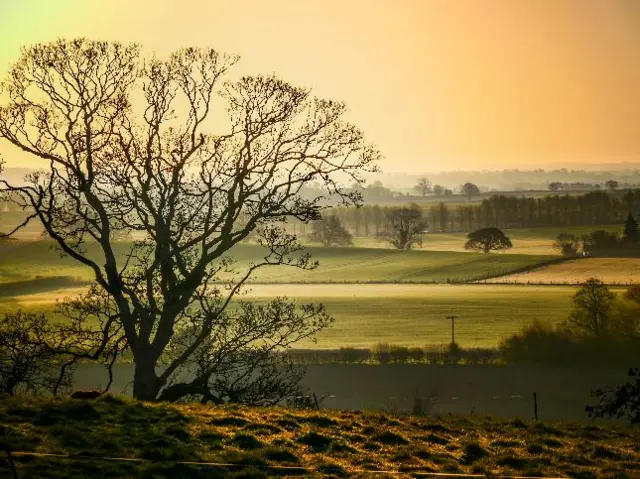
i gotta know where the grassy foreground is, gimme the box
[1,395,638,478]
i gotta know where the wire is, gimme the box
[6,450,570,478]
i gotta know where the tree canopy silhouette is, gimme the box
[623,213,639,244]
[464,227,512,253]
[461,182,480,200]
[0,39,380,402]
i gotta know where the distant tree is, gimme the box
[363,180,395,202]
[567,278,616,338]
[309,216,353,246]
[623,213,640,244]
[606,180,620,191]
[443,188,453,196]
[548,182,563,192]
[379,203,426,250]
[553,233,581,256]
[413,177,432,197]
[432,184,444,196]
[586,367,640,424]
[464,227,512,253]
[461,182,480,200]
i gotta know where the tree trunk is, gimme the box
[132,356,159,401]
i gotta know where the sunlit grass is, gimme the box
[0,284,596,349]
[1,395,637,478]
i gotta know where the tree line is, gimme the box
[293,190,640,239]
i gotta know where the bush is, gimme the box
[500,320,640,367]
[0,311,72,395]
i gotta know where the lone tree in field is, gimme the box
[309,215,353,247]
[464,227,512,253]
[567,278,616,338]
[413,177,432,197]
[460,182,480,200]
[0,39,380,402]
[548,182,562,192]
[379,203,426,250]
[605,180,619,191]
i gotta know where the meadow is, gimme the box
[0,223,634,349]
[484,257,640,285]
[1,395,637,478]
[1,284,588,349]
[0,239,556,286]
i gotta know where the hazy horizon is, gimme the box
[1,0,640,173]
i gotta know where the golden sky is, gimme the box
[1,0,639,172]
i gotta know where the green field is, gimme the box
[0,240,555,285]
[2,284,593,349]
[0,225,628,350]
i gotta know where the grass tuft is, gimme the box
[461,441,489,464]
[372,430,409,445]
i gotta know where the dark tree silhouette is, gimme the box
[433,184,444,196]
[461,182,480,200]
[379,203,426,250]
[309,215,353,246]
[0,39,379,402]
[623,213,640,244]
[548,182,562,192]
[413,177,432,197]
[586,367,640,424]
[464,227,512,253]
[567,278,616,338]
[605,180,619,191]
[582,230,620,256]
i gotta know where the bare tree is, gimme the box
[567,278,616,338]
[0,311,69,395]
[0,39,380,402]
[413,177,432,197]
[379,203,426,250]
[0,293,129,396]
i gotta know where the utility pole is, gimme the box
[446,315,457,345]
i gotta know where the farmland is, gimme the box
[0,223,635,349]
[484,257,640,285]
[0,239,556,286]
[2,284,587,349]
